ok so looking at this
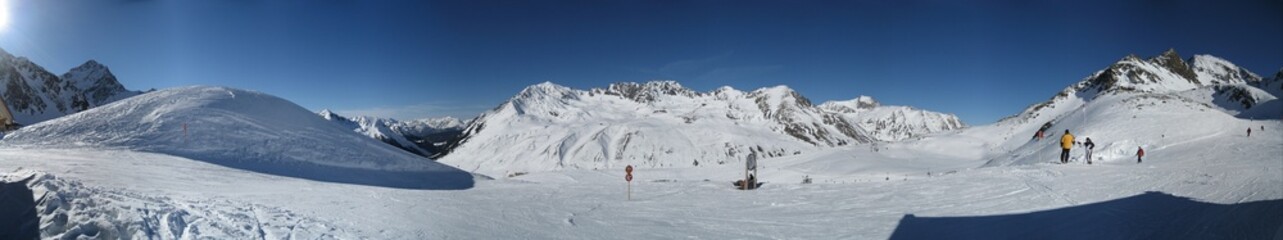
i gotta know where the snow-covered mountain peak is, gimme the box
[1073,50,1209,96]
[817,96,880,112]
[1189,54,1263,85]
[399,116,466,130]
[855,96,879,108]
[317,110,467,158]
[317,109,339,119]
[711,86,745,100]
[1,49,140,125]
[595,80,699,103]
[519,81,572,97]
[818,96,965,141]
[442,81,970,176]
[750,85,813,108]
[62,60,133,105]
[72,59,108,71]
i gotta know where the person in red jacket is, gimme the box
[1137,147,1145,163]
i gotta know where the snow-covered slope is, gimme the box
[985,50,1272,149]
[819,96,965,141]
[0,48,141,125]
[0,86,476,189]
[943,49,1281,167]
[1190,54,1263,86]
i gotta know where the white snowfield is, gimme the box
[1,51,1281,239]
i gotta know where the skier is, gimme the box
[1060,130,1074,164]
[1084,137,1095,165]
[1137,147,1145,163]
[1247,127,1251,137]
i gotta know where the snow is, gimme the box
[1190,54,1263,85]
[3,83,1280,238]
[820,96,966,141]
[0,51,1280,239]
[2,116,1280,238]
[2,86,476,189]
[318,110,436,156]
[442,81,964,177]
[0,50,140,125]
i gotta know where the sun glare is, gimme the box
[0,0,9,32]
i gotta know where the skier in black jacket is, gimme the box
[1084,138,1095,165]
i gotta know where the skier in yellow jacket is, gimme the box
[1060,130,1074,164]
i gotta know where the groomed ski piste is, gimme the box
[2,80,1282,238]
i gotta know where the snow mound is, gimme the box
[0,86,477,189]
[0,169,356,239]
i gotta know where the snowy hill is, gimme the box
[941,49,1282,167]
[0,86,477,189]
[0,48,141,125]
[819,96,965,141]
[440,81,964,177]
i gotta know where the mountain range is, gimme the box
[317,110,466,158]
[0,48,141,125]
[439,81,966,177]
[3,47,1278,178]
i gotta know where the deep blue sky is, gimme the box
[1,0,1280,124]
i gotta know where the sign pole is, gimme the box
[625,165,634,201]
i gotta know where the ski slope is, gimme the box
[1,120,1279,238]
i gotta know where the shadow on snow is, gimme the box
[889,191,1283,240]
[172,155,479,190]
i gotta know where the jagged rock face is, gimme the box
[62,60,132,106]
[1209,85,1262,109]
[595,81,698,103]
[1149,49,1200,84]
[0,49,140,125]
